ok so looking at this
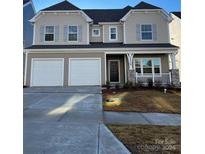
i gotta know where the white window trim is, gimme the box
[108,60,120,83]
[134,57,162,77]
[44,26,55,42]
[87,23,90,44]
[109,26,118,41]
[140,24,153,41]
[102,25,105,42]
[92,28,100,37]
[32,23,36,45]
[67,25,79,43]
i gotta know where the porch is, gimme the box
[105,51,179,87]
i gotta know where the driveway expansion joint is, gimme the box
[139,112,152,124]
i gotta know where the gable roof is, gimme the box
[38,1,168,24]
[134,1,161,9]
[42,0,80,11]
[23,0,30,5]
[171,12,181,19]
[83,7,132,24]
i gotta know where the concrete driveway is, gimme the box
[24,87,130,154]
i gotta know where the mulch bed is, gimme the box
[103,88,181,114]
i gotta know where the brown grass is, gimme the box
[103,89,181,114]
[107,124,181,154]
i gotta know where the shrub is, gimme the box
[123,82,129,89]
[115,84,120,90]
[106,81,111,89]
[123,81,133,89]
[136,80,143,88]
[154,80,162,88]
[147,78,153,88]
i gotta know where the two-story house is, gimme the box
[23,0,35,84]
[24,1,179,87]
[169,12,181,82]
[23,0,35,48]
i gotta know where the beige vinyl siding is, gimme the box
[169,13,181,80]
[26,52,105,86]
[103,24,123,43]
[89,25,103,42]
[124,12,170,44]
[34,13,89,45]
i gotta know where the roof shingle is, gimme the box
[23,0,30,5]
[171,12,181,19]
[42,1,80,11]
[83,7,131,24]
[26,43,178,49]
[134,1,161,9]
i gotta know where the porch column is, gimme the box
[126,53,136,84]
[170,53,176,69]
[169,53,180,87]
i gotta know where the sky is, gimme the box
[33,0,181,12]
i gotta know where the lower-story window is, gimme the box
[153,58,161,74]
[134,58,161,76]
[135,59,141,74]
[142,58,152,75]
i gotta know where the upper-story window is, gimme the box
[92,29,100,37]
[45,26,54,42]
[68,25,78,42]
[109,26,117,41]
[141,24,153,40]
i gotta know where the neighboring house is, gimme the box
[23,0,35,48]
[24,1,179,87]
[169,12,181,81]
[23,0,35,85]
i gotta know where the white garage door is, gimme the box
[31,58,64,86]
[69,58,101,86]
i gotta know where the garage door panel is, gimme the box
[31,59,64,86]
[69,59,101,86]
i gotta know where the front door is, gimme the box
[109,60,120,83]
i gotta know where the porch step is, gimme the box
[99,124,131,154]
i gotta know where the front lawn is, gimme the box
[107,124,181,154]
[103,89,181,114]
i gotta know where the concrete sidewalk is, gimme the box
[104,111,181,126]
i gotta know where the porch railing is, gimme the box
[136,72,172,85]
